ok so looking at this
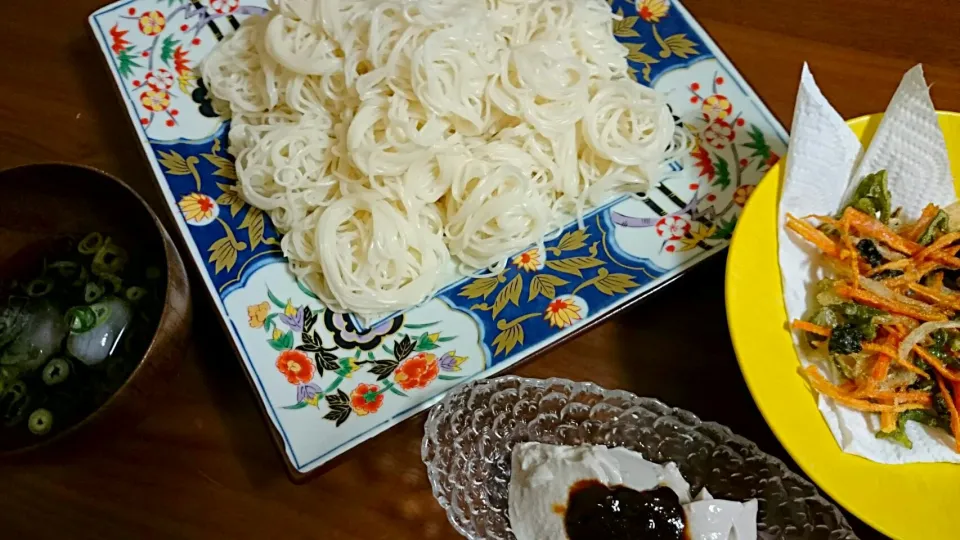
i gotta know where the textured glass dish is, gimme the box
[422,376,857,540]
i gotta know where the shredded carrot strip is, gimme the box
[880,411,897,433]
[862,342,898,357]
[791,320,831,336]
[803,367,926,412]
[930,272,945,289]
[835,283,948,321]
[867,258,913,276]
[850,389,932,406]
[913,346,960,382]
[903,204,940,241]
[838,213,860,287]
[843,207,921,255]
[884,260,943,288]
[785,214,842,257]
[915,232,960,261]
[931,253,960,268]
[868,335,897,385]
[908,283,960,311]
[937,376,960,452]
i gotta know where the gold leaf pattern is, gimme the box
[557,229,590,252]
[593,269,640,296]
[624,42,659,66]
[492,324,523,357]
[492,273,522,319]
[211,138,221,154]
[208,218,247,273]
[158,150,192,175]
[528,274,569,301]
[545,256,604,277]
[202,153,237,179]
[679,223,717,252]
[662,33,698,59]
[216,183,245,217]
[157,150,201,190]
[239,207,266,249]
[460,274,503,300]
[611,8,640,38]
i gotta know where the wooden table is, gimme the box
[2,0,959,538]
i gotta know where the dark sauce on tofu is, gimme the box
[564,480,688,540]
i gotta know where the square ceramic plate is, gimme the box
[89,0,787,478]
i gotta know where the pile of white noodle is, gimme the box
[202,0,687,316]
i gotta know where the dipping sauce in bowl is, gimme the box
[0,162,191,455]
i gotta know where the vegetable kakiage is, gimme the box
[788,170,960,451]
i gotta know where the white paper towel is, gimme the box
[778,63,960,464]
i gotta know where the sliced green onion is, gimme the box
[102,274,123,294]
[78,232,104,255]
[65,306,97,333]
[125,286,147,302]
[90,302,112,325]
[2,381,26,403]
[71,265,89,287]
[92,241,128,276]
[0,352,28,366]
[84,281,103,303]
[49,261,78,278]
[27,408,52,435]
[42,358,70,385]
[25,278,53,297]
[145,266,162,280]
[1,382,29,426]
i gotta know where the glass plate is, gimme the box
[421,376,857,539]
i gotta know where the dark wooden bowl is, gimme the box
[0,162,192,455]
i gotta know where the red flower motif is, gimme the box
[210,0,240,14]
[109,24,131,55]
[145,69,175,90]
[655,215,691,240]
[701,95,733,120]
[765,152,781,169]
[394,352,439,391]
[276,350,314,384]
[703,119,735,149]
[350,383,384,416]
[138,11,166,36]
[734,185,756,207]
[690,145,716,181]
[172,45,191,76]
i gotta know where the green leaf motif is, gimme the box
[709,217,738,240]
[714,156,731,190]
[116,47,142,79]
[263,312,278,333]
[742,124,773,170]
[282,401,309,410]
[267,331,294,351]
[160,35,179,67]
[528,274,570,301]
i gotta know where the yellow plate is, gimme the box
[726,111,960,540]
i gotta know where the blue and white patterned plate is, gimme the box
[90,0,787,477]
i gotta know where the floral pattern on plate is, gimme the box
[91,0,787,475]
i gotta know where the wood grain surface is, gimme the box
[3,0,959,538]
